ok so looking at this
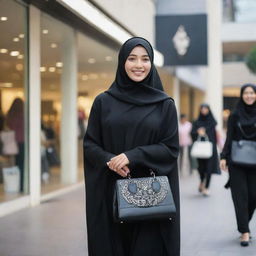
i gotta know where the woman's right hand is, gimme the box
[106,162,130,177]
[220,159,228,171]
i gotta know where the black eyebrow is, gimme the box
[128,54,149,57]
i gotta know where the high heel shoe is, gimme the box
[240,233,250,247]
[240,240,249,247]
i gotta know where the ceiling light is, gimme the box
[10,51,20,56]
[13,37,19,42]
[42,29,48,34]
[88,58,96,64]
[1,83,13,88]
[56,62,63,68]
[19,34,24,38]
[105,56,112,61]
[40,67,46,72]
[82,75,88,81]
[51,43,57,48]
[0,17,8,21]
[16,64,23,71]
[49,67,56,72]
[17,54,24,59]
[0,49,8,54]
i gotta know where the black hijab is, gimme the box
[195,103,217,129]
[106,37,171,105]
[234,83,256,125]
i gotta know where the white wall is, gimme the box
[176,66,207,91]
[89,0,156,45]
[222,23,256,42]
[223,62,256,87]
[156,0,206,15]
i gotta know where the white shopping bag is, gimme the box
[190,136,213,159]
[2,166,20,193]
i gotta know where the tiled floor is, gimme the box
[0,170,255,256]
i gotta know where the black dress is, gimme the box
[84,93,180,256]
[191,117,220,188]
[220,113,256,233]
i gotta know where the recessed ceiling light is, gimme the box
[51,43,57,48]
[56,62,63,67]
[10,51,20,56]
[105,56,112,61]
[49,67,56,72]
[40,67,46,72]
[16,64,23,71]
[89,73,98,79]
[19,34,25,38]
[17,54,24,59]
[0,49,8,54]
[1,82,13,88]
[13,37,19,42]
[0,17,8,21]
[88,58,96,64]
[42,29,48,34]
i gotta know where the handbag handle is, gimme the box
[238,122,256,139]
[126,169,156,179]
[197,135,209,141]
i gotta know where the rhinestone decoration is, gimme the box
[119,177,169,207]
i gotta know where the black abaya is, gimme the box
[84,93,180,256]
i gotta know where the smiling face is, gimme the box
[242,86,256,105]
[124,46,151,82]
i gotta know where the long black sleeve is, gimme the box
[220,114,236,161]
[124,100,179,175]
[84,98,115,169]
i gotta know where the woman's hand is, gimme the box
[197,127,206,136]
[220,159,228,171]
[107,153,130,177]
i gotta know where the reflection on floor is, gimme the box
[0,166,84,204]
[0,184,23,203]
[41,166,84,194]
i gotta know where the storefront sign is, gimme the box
[156,14,208,66]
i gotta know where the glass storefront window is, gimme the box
[77,33,117,174]
[0,0,28,201]
[40,13,75,193]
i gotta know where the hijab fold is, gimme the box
[234,84,256,125]
[106,37,171,106]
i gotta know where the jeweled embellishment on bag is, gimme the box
[119,177,169,207]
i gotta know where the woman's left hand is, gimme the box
[107,153,130,173]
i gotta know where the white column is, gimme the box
[29,6,41,206]
[173,76,180,117]
[206,0,223,129]
[60,29,78,184]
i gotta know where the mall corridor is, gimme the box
[0,172,256,256]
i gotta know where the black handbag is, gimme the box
[231,122,256,166]
[113,170,176,223]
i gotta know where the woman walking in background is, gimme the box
[191,104,220,196]
[84,37,180,256]
[6,98,25,192]
[220,84,256,247]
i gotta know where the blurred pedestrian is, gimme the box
[83,37,180,256]
[6,98,24,192]
[220,84,256,247]
[191,104,220,196]
[179,114,192,174]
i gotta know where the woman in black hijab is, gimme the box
[191,104,220,196]
[220,84,256,246]
[83,37,180,256]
